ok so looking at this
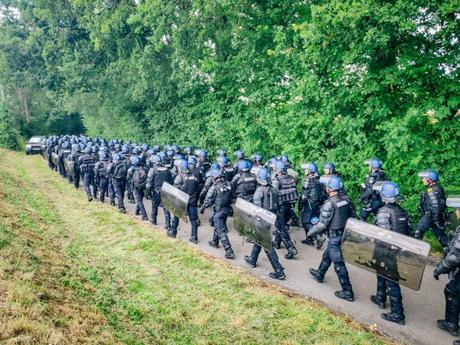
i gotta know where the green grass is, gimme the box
[0,149,396,345]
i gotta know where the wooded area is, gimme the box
[0,0,459,212]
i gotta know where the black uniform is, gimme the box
[372,203,411,324]
[415,183,448,248]
[272,172,298,259]
[231,171,257,202]
[170,172,200,241]
[129,163,150,220]
[145,165,173,230]
[308,194,356,301]
[434,224,460,336]
[359,169,386,221]
[201,178,235,258]
[245,183,285,279]
[110,160,128,212]
[94,159,110,202]
[78,152,97,200]
[299,174,322,243]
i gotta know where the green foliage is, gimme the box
[1,0,459,218]
[0,102,21,150]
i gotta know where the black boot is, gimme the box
[309,268,324,283]
[381,312,405,325]
[269,270,286,280]
[370,295,386,309]
[244,255,256,268]
[335,290,354,302]
[189,237,198,244]
[301,237,315,246]
[225,248,235,259]
[284,247,298,260]
[208,240,219,248]
[437,320,459,336]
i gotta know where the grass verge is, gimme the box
[0,149,396,345]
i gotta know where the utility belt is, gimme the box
[327,228,344,238]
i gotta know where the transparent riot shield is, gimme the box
[447,196,460,208]
[233,198,275,251]
[342,218,430,291]
[287,168,298,181]
[160,182,190,223]
[65,158,75,176]
[51,152,59,166]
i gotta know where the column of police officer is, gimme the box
[41,136,460,341]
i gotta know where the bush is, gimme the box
[0,103,22,151]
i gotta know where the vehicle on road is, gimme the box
[25,136,45,155]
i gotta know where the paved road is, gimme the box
[76,183,453,345]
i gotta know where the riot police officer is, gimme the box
[308,176,356,302]
[169,160,200,243]
[244,168,286,280]
[200,170,235,259]
[78,146,97,201]
[359,158,386,221]
[68,144,82,189]
[299,162,322,246]
[415,169,448,250]
[272,160,299,260]
[145,155,173,231]
[370,182,411,325]
[128,156,149,221]
[94,151,111,203]
[109,153,128,213]
[433,196,460,338]
[231,160,257,202]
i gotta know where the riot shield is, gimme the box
[51,152,59,166]
[287,168,298,181]
[233,198,275,251]
[160,182,190,223]
[65,158,75,176]
[342,218,430,291]
[447,196,460,208]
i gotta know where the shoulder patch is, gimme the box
[336,200,349,208]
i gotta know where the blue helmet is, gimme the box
[251,153,262,163]
[166,149,174,157]
[325,176,343,191]
[198,150,207,159]
[418,169,439,182]
[217,149,227,157]
[380,181,400,203]
[275,160,286,173]
[130,156,139,166]
[217,155,229,167]
[324,162,336,173]
[99,152,109,161]
[72,144,80,152]
[210,169,222,179]
[141,143,149,152]
[150,155,161,166]
[112,153,122,162]
[210,163,220,171]
[188,156,197,166]
[365,158,382,169]
[184,146,193,155]
[301,162,318,173]
[234,150,245,159]
[311,216,320,225]
[122,144,130,154]
[133,146,141,155]
[238,160,250,172]
[158,151,166,160]
[152,144,160,153]
[174,153,184,161]
[256,167,270,185]
[84,146,92,154]
[180,159,189,172]
[268,157,278,167]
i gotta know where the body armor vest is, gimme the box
[277,174,297,204]
[236,172,257,199]
[328,196,351,231]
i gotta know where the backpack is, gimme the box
[133,166,147,188]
